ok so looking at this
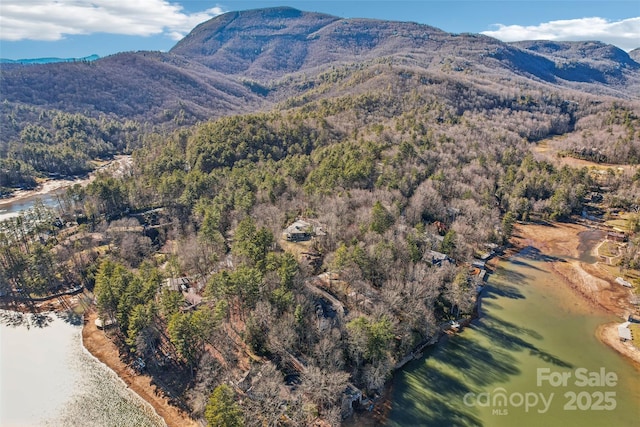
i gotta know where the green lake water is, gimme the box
[386,246,640,427]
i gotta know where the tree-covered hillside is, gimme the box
[0,105,140,192]
[1,7,640,427]
[1,7,638,194]
[2,7,638,127]
[4,60,639,425]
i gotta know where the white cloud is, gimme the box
[481,17,640,52]
[0,0,225,41]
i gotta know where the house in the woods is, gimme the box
[283,219,326,242]
[164,276,191,292]
[428,250,453,266]
[284,219,314,241]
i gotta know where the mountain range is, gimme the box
[1,6,639,134]
[2,9,640,424]
[0,54,100,65]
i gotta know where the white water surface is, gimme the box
[0,311,165,427]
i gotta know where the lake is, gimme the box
[386,246,640,426]
[0,184,72,222]
[0,310,165,427]
[0,191,63,221]
[0,156,132,222]
[0,156,164,426]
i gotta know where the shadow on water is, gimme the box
[508,258,545,272]
[388,332,516,426]
[388,311,537,426]
[490,266,529,292]
[387,267,574,427]
[482,283,525,301]
[478,314,573,369]
[480,311,543,341]
[0,310,58,329]
[480,283,570,368]
[388,329,573,426]
[390,355,484,427]
[57,309,83,326]
[1,302,84,328]
[435,334,521,387]
[0,310,27,327]
[480,299,503,311]
[498,247,564,276]
[29,311,54,328]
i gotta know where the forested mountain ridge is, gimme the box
[1,6,638,129]
[1,6,638,190]
[0,54,100,64]
[2,8,640,426]
[172,7,639,90]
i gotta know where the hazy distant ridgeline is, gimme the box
[0,54,100,64]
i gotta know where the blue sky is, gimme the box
[1,1,638,59]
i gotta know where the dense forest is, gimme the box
[2,7,640,427]
[0,104,141,192]
[3,67,640,425]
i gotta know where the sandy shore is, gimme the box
[0,179,81,207]
[82,310,198,427]
[510,221,640,371]
[0,155,132,209]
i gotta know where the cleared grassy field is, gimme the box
[597,240,621,258]
[630,323,640,349]
[534,139,639,173]
[605,217,631,232]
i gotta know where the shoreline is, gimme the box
[0,178,81,207]
[0,155,132,209]
[78,322,167,426]
[6,219,638,426]
[81,309,198,427]
[374,220,639,425]
[509,221,640,371]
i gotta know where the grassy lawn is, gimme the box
[597,240,621,258]
[605,219,629,232]
[629,323,640,349]
[600,263,623,278]
[605,212,632,232]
